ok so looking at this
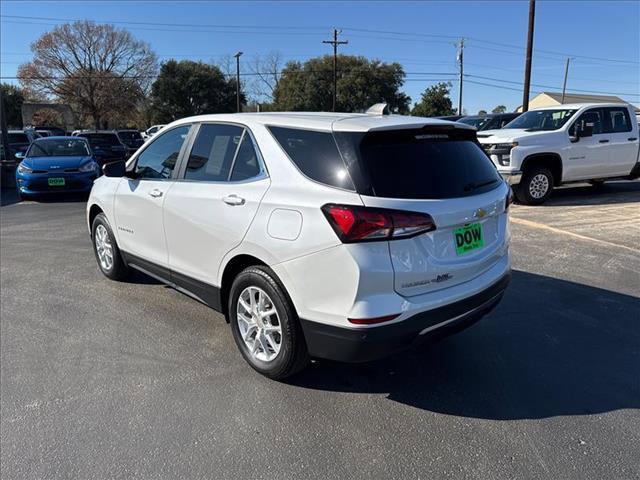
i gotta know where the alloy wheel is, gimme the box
[236,286,282,362]
[95,224,114,271]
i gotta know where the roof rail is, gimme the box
[365,103,390,116]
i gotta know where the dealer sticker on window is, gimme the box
[454,223,484,256]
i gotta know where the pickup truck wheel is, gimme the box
[91,213,130,281]
[515,167,553,205]
[229,266,310,380]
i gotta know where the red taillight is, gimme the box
[505,188,514,212]
[348,314,400,325]
[322,204,436,243]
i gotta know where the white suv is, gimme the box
[87,110,512,379]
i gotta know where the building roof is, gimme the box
[542,91,631,104]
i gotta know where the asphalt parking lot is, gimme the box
[1,181,639,479]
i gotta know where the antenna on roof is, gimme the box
[366,103,390,116]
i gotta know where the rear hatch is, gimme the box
[334,125,508,297]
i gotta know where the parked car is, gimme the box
[15,136,99,199]
[35,126,67,137]
[477,103,640,204]
[2,129,40,163]
[87,108,512,379]
[116,129,145,156]
[74,131,128,165]
[458,113,521,131]
[142,124,165,140]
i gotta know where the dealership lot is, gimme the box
[1,182,638,479]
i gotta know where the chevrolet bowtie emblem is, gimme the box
[473,208,487,219]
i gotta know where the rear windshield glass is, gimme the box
[118,131,142,141]
[340,129,502,199]
[9,133,29,144]
[80,133,121,147]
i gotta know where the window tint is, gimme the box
[569,109,603,136]
[230,133,261,181]
[8,133,29,143]
[185,124,244,182]
[605,107,631,133]
[342,129,501,199]
[136,125,190,179]
[269,127,354,190]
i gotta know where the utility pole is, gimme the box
[522,0,536,112]
[234,51,243,113]
[561,57,572,104]
[0,88,10,164]
[323,29,348,112]
[457,39,465,115]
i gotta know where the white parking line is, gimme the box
[510,216,640,255]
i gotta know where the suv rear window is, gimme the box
[269,126,355,190]
[336,128,502,199]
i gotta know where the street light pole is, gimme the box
[234,51,243,113]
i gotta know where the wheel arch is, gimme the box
[219,254,269,321]
[521,153,563,186]
[88,204,104,231]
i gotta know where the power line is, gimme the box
[3,14,638,65]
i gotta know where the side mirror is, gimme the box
[102,160,126,177]
[14,151,26,160]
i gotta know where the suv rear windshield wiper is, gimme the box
[463,178,498,192]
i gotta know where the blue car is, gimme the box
[15,136,100,199]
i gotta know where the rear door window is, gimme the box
[604,107,631,133]
[184,124,244,182]
[340,129,501,199]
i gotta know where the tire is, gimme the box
[229,266,310,380]
[91,213,130,280]
[514,166,554,205]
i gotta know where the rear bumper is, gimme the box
[299,271,510,363]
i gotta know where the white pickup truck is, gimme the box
[477,103,640,204]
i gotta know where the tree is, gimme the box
[150,60,242,123]
[492,105,507,113]
[478,109,488,116]
[0,83,25,128]
[411,82,455,117]
[272,55,410,113]
[248,51,284,104]
[18,21,157,128]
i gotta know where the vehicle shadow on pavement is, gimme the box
[289,270,640,420]
[530,180,640,207]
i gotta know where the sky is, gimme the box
[1,0,639,114]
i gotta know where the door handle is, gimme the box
[149,189,163,198]
[223,194,245,206]
[598,139,610,143]
[628,137,638,141]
